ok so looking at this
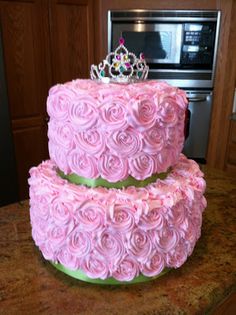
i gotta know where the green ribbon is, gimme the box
[57,169,170,189]
[50,262,170,285]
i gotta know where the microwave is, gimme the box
[108,10,221,88]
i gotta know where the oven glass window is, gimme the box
[123,31,172,60]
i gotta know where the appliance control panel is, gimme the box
[181,23,216,65]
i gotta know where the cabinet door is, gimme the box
[0,0,50,200]
[49,0,94,84]
[225,119,236,174]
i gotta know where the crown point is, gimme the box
[119,37,125,45]
[140,53,145,60]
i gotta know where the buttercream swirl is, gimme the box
[68,95,98,130]
[98,152,128,182]
[127,228,153,262]
[99,99,128,130]
[67,228,91,258]
[108,204,136,232]
[129,153,155,180]
[95,229,125,266]
[112,255,139,281]
[75,129,105,156]
[75,200,105,232]
[68,150,99,178]
[107,127,142,158]
[47,85,75,121]
[143,125,166,154]
[141,251,165,277]
[127,93,157,131]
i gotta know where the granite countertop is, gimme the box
[0,166,235,315]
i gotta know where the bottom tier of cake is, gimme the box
[28,154,206,283]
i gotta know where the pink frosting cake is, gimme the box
[29,155,206,281]
[29,79,206,283]
[47,80,187,181]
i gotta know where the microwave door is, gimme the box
[111,23,183,64]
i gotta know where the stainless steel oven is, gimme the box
[183,90,212,161]
[108,10,221,161]
[108,10,221,89]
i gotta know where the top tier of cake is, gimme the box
[47,79,188,182]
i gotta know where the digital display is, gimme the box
[185,24,203,31]
[183,45,200,52]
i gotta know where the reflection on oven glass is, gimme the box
[123,31,170,60]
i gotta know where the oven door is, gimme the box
[183,90,213,162]
[110,23,183,64]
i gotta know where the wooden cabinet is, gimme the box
[225,118,236,174]
[49,0,94,83]
[0,0,95,200]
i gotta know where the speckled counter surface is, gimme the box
[0,166,235,315]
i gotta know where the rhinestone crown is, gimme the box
[90,38,149,83]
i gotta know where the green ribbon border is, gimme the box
[51,262,170,285]
[57,169,170,189]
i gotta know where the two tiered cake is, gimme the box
[29,39,206,284]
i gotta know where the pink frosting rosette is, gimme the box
[50,196,74,226]
[67,228,92,258]
[48,120,75,150]
[175,90,188,110]
[165,241,188,268]
[98,152,128,182]
[143,125,166,154]
[75,129,105,157]
[48,141,70,174]
[166,124,184,149]
[99,99,128,130]
[108,204,136,233]
[189,176,206,193]
[157,96,179,126]
[129,152,155,180]
[39,242,57,262]
[141,251,165,277]
[31,196,52,221]
[81,253,109,279]
[184,220,198,245]
[169,201,188,230]
[47,224,73,250]
[75,200,105,232]
[139,208,165,231]
[106,127,142,158]
[155,228,180,253]
[68,150,99,178]
[112,255,139,281]
[127,228,153,263]
[155,148,174,173]
[47,85,76,121]
[57,247,80,270]
[127,93,157,131]
[95,229,125,266]
[31,217,48,246]
[68,94,98,130]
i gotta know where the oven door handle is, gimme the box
[187,96,207,102]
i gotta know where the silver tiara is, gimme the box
[90,38,149,84]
